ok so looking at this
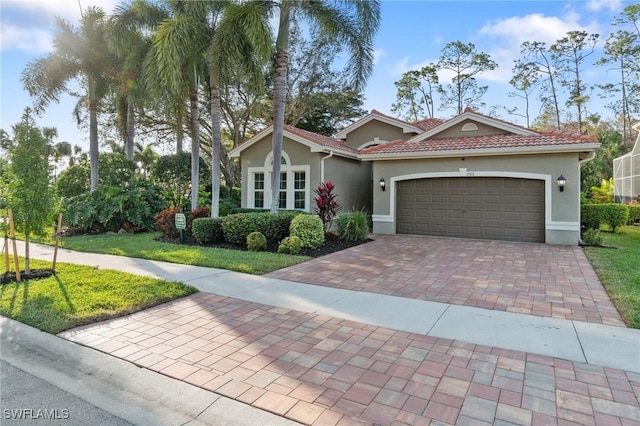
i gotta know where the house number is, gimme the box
[466,172,475,176]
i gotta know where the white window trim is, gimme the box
[248,151,311,211]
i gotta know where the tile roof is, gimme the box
[411,117,446,131]
[360,132,597,155]
[283,125,358,153]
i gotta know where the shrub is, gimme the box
[289,215,324,248]
[581,203,629,232]
[154,207,181,239]
[64,180,166,233]
[221,211,304,245]
[581,228,603,246]
[192,217,224,245]
[278,236,302,255]
[314,182,341,232]
[336,210,369,241]
[247,231,267,251]
[188,206,210,231]
[627,204,640,225]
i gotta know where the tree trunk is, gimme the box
[125,98,135,160]
[176,116,183,154]
[270,1,291,214]
[89,78,99,191]
[190,86,200,210]
[210,74,222,218]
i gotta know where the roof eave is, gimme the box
[359,143,601,161]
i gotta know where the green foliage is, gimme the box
[246,231,267,252]
[336,210,369,241]
[289,214,324,249]
[154,207,181,239]
[1,109,56,243]
[64,179,166,233]
[581,129,624,191]
[150,153,211,207]
[581,228,603,246]
[192,217,224,245]
[581,203,630,232]
[221,211,303,245]
[627,204,640,225]
[188,206,210,231]
[590,178,615,204]
[278,235,302,255]
[56,163,90,198]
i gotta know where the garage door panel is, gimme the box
[397,177,545,243]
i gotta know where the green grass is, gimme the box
[584,226,640,328]
[1,257,197,334]
[59,232,310,275]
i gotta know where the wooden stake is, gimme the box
[3,229,8,275]
[8,209,21,282]
[52,213,63,272]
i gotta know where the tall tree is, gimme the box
[596,29,640,147]
[508,60,540,127]
[269,0,381,213]
[153,0,271,215]
[21,6,113,191]
[520,41,562,129]
[392,65,439,121]
[550,30,599,134]
[0,108,55,274]
[437,41,497,115]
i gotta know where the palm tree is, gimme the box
[21,6,113,192]
[52,141,72,181]
[134,142,158,178]
[152,0,271,215]
[268,0,381,213]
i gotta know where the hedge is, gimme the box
[290,215,324,248]
[581,203,629,232]
[627,205,640,225]
[192,217,224,245]
[221,211,304,245]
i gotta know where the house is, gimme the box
[230,109,599,245]
[613,122,640,204]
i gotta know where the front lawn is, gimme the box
[584,226,640,328]
[60,232,310,275]
[0,257,197,334]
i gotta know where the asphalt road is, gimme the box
[1,360,132,426]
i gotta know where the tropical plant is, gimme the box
[336,210,369,241]
[314,181,341,233]
[289,214,324,249]
[278,235,302,255]
[268,0,381,213]
[21,6,114,191]
[591,178,615,204]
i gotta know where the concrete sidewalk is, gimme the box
[21,242,640,374]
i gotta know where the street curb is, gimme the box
[0,317,299,426]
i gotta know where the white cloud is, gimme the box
[1,24,52,53]
[388,56,438,78]
[585,0,623,12]
[372,49,385,65]
[4,0,120,23]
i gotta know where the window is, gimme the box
[248,151,310,211]
[253,172,264,208]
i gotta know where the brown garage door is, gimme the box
[396,177,545,243]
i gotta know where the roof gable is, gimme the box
[229,125,358,159]
[334,109,422,139]
[407,109,537,143]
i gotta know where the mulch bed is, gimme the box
[1,269,55,285]
[157,234,372,257]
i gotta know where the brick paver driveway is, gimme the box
[267,235,624,326]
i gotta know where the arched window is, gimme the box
[248,151,310,211]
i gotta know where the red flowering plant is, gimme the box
[314,182,341,233]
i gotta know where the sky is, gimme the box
[0,0,634,152]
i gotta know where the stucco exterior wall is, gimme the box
[342,121,412,150]
[370,152,582,245]
[432,119,510,139]
[324,156,372,212]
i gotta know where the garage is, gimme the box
[396,177,545,243]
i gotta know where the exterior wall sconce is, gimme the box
[379,177,386,191]
[557,175,566,192]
